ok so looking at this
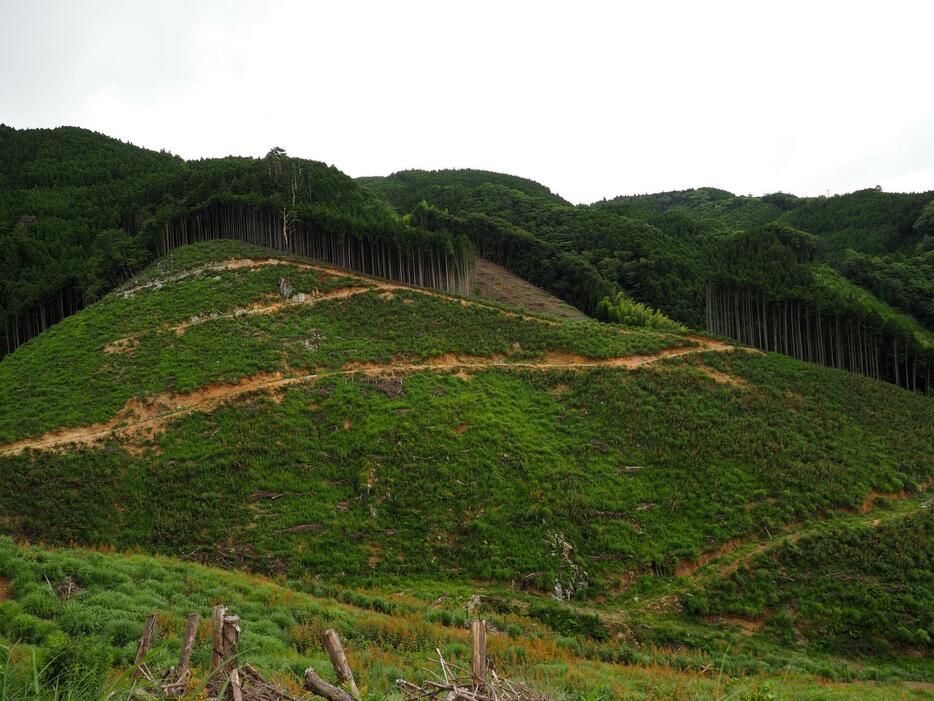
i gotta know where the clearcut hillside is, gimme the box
[0,238,929,588]
[0,239,932,697]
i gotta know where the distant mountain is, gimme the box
[2,127,931,388]
[358,167,571,212]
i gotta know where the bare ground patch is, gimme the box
[676,538,747,577]
[471,258,588,320]
[692,365,749,387]
[702,613,765,635]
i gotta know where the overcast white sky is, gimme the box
[2,0,933,204]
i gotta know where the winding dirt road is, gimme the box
[0,336,746,457]
[1,256,752,456]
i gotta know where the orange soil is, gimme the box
[675,538,746,577]
[692,365,749,387]
[860,488,915,513]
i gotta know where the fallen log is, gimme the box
[303,668,357,701]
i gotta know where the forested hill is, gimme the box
[0,126,470,357]
[357,168,571,213]
[600,186,933,258]
[599,187,934,390]
[360,171,934,391]
[3,127,931,390]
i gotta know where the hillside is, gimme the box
[0,239,931,697]
[0,126,471,358]
[5,127,930,391]
[362,171,934,391]
[357,169,571,213]
[470,259,588,320]
[2,537,925,701]
[602,187,932,258]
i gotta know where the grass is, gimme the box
[688,506,933,658]
[0,240,932,696]
[0,538,929,700]
[0,240,685,443]
[1,356,930,593]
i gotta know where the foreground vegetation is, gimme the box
[0,538,930,700]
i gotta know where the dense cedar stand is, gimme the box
[706,284,930,391]
[158,203,471,297]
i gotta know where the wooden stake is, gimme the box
[133,614,157,678]
[229,668,244,701]
[324,629,360,699]
[471,619,487,687]
[170,612,199,694]
[221,614,241,675]
[211,605,227,672]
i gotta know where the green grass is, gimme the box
[0,240,932,696]
[688,507,933,658]
[0,538,929,701]
[1,353,931,593]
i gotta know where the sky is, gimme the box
[2,0,933,204]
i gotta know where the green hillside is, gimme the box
[601,186,932,257]
[599,186,934,327]
[0,126,470,358]
[2,537,924,701]
[361,171,934,391]
[687,505,933,658]
[1,130,933,699]
[5,126,930,391]
[0,239,931,697]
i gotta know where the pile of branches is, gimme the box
[209,664,300,701]
[132,663,296,701]
[127,608,297,701]
[396,650,549,701]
